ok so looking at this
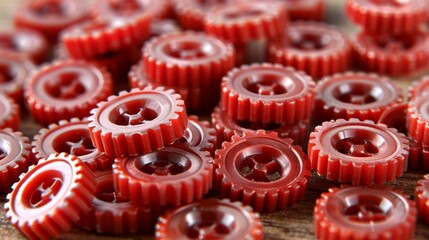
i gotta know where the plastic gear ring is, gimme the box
[113,143,213,207]
[352,30,429,76]
[176,115,217,156]
[0,94,20,131]
[409,75,429,101]
[214,130,311,212]
[346,0,427,35]
[211,107,309,148]
[407,137,429,171]
[416,174,429,224]
[13,0,89,43]
[407,97,429,146]
[92,0,169,22]
[280,0,324,21]
[0,50,36,104]
[25,59,113,126]
[221,63,315,124]
[204,1,288,44]
[88,87,188,157]
[150,19,181,38]
[269,21,351,80]
[61,19,150,59]
[173,0,236,31]
[0,30,48,64]
[32,118,112,171]
[79,170,158,234]
[143,32,235,89]
[128,62,203,111]
[0,128,32,193]
[377,103,408,135]
[155,199,263,240]
[314,186,417,240]
[5,152,96,239]
[308,119,409,185]
[314,72,403,123]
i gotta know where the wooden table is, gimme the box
[0,0,429,239]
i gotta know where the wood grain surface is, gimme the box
[0,0,429,239]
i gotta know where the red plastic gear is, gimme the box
[269,21,351,80]
[352,30,429,76]
[315,186,417,240]
[204,1,288,44]
[0,30,48,64]
[211,107,309,148]
[308,119,409,185]
[25,59,113,126]
[377,103,408,135]
[280,0,324,21]
[128,62,203,111]
[13,0,89,43]
[113,143,213,207]
[0,94,20,131]
[32,118,112,171]
[346,0,427,35]
[88,87,188,157]
[143,32,235,89]
[156,199,263,240]
[0,50,36,104]
[314,72,403,123]
[0,129,32,193]
[409,75,429,101]
[176,115,217,156]
[61,18,149,59]
[80,170,158,234]
[221,63,315,124]
[214,130,311,212]
[5,152,96,239]
[407,137,429,171]
[416,174,429,224]
[173,0,236,30]
[407,97,429,146]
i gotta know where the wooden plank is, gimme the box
[0,0,428,239]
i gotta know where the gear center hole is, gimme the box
[135,151,192,176]
[289,32,332,51]
[184,210,235,238]
[242,73,291,96]
[343,194,392,223]
[164,40,214,60]
[53,129,95,156]
[332,129,385,157]
[332,82,382,105]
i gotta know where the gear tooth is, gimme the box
[408,97,429,146]
[0,95,20,131]
[346,0,427,35]
[409,75,429,101]
[315,186,416,240]
[113,144,213,207]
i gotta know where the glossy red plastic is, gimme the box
[176,115,217,156]
[88,87,188,157]
[211,107,309,147]
[221,63,315,124]
[308,119,409,185]
[315,72,403,123]
[204,1,288,44]
[352,31,429,76]
[150,19,181,37]
[346,0,427,35]
[5,153,96,239]
[0,129,32,193]
[14,0,89,43]
[80,170,158,234]
[0,94,20,131]
[214,130,310,212]
[0,50,36,104]
[0,30,48,64]
[377,103,408,135]
[32,118,112,171]
[92,0,168,20]
[156,199,263,240]
[315,186,417,240]
[280,0,324,21]
[409,75,429,101]
[269,22,351,80]
[113,143,213,207]
[416,174,429,224]
[25,59,113,126]
[407,97,429,146]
